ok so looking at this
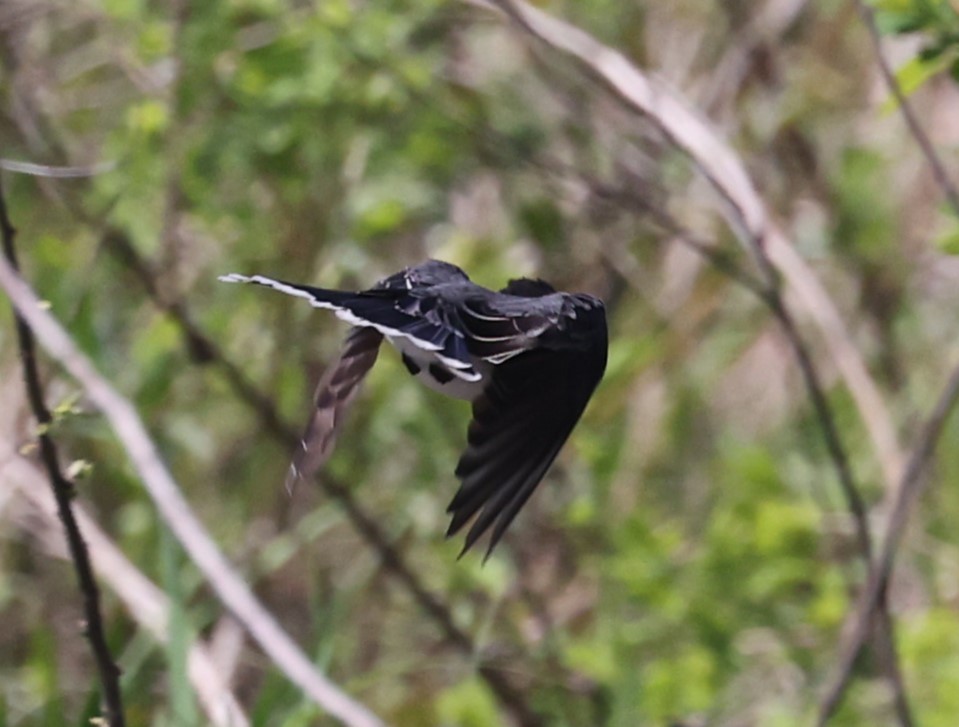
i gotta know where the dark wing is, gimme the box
[447,295,607,557]
[286,326,383,491]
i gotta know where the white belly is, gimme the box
[388,335,488,401]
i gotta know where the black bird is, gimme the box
[220,259,607,556]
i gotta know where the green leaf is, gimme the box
[436,679,499,727]
[935,223,959,255]
[883,49,957,112]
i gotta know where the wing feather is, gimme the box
[448,301,607,556]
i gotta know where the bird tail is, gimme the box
[218,273,357,308]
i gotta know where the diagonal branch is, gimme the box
[0,177,126,727]
[818,358,959,722]
[0,249,383,727]
[854,0,959,217]
[478,0,903,495]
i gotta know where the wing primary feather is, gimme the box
[448,298,607,556]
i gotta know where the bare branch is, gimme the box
[0,178,126,727]
[0,158,116,178]
[0,447,250,727]
[819,357,959,722]
[854,0,959,217]
[818,4,959,718]
[0,253,383,727]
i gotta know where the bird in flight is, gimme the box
[220,259,607,556]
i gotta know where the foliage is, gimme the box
[1,1,959,725]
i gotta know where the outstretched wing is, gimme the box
[447,296,607,557]
[286,326,383,491]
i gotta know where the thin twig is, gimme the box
[855,0,959,217]
[597,175,914,726]
[0,158,117,178]
[0,177,127,727]
[323,478,545,727]
[586,165,912,726]
[0,253,383,727]
[819,358,959,722]
[568,152,918,723]
[769,294,913,727]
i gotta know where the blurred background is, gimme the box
[1,0,959,724]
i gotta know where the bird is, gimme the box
[219,259,608,557]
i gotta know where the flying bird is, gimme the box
[219,259,607,556]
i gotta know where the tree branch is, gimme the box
[0,449,250,727]
[0,248,383,727]
[855,0,959,217]
[818,357,959,722]
[817,4,959,719]
[0,177,126,727]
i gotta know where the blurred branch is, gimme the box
[478,1,915,722]
[104,228,542,726]
[855,0,959,217]
[102,229,293,439]
[0,177,126,727]
[578,168,912,726]
[322,477,544,726]
[0,451,249,727]
[0,253,384,727]
[0,158,117,177]
[819,357,959,723]
[476,0,904,495]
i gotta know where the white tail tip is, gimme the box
[218,273,251,283]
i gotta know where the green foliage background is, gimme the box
[1,0,959,725]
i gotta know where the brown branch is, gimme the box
[574,167,917,722]
[0,450,250,727]
[819,358,959,722]
[0,177,127,727]
[580,164,913,726]
[0,250,384,727]
[855,0,959,217]
[769,292,913,727]
[553,155,916,727]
